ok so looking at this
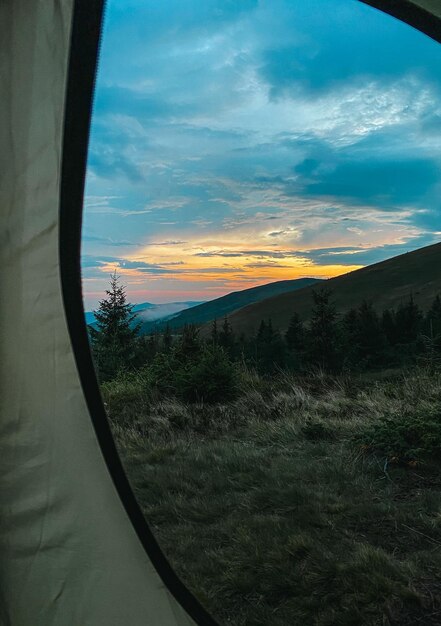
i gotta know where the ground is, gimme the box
[105,370,441,625]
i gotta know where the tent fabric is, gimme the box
[370,0,441,19]
[414,0,441,17]
[0,2,197,625]
[0,1,439,626]
[397,0,441,18]
[362,0,441,40]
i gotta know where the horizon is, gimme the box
[84,275,325,312]
[82,0,441,310]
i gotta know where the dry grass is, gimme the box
[107,369,441,625]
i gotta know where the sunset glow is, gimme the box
[82,0,441,309]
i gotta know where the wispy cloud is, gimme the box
[83,235,140,247]
[82,0,441,308]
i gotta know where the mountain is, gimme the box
[161,278,323,331]
[85,300,204,328]
[136,301,204,322]
[226,242,441,335]
[136,301,206,334]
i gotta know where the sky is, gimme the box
[82,0,441,310]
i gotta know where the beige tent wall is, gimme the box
[412,0,441,19]
[0,1,439,625]
[0,2,194,624]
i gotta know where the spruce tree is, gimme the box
[179,324,200,359]
[421,295,441,368]
[308,289,338,371]
[163,323,173,351]
[426,295,441,339]
[256,318,285,373]
[90,272,140,381]
[257,320,267,343]
[146,332,159,360]
[219,315,234,351]
[395,295,423,343]
[341,307,360,368]
[211,318,219,345]
[257,319,276,344]
[342,308,358,340]
[382,309,398,345]
[356,300,386,366]
[285,313,304,351]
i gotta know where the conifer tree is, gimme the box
[285,313,304,351]
[341,307,360,368]
[162,323,173,351]
[420,295,441,367]
[308,289,338,371]
[342,308,358,340]
[90,272,140,381]
[146,332,159,360]
[257,319,276,344]
[179,324,200,359]
[237,332,247,359]
[219,315,234,351]
[257,319,267,343]
[266,318,275,341]
[426,295,441,339]
[211,318,219,345]
[256,318,285,372]
[382,309,398,345]
[356,300,386,365]
[395,295,423,343]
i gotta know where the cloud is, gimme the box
[88,149,145,183]
[81,255,177,276]
[143,240,188,246]
[94,86,180,121]
[257,0,441,99]
[194,249,309,260]
[267,227,299,238]
[83,235,139,247]
[304,157,440,205]
[194,251,245,258]
[245,261,294,269]
[301,234,441,266]
[118,260,176,273]
[82,0,441,307]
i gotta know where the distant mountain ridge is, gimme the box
[227,242,441,336]
[85,300,204,328]
[158,278,323,333]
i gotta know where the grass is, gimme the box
[106,369,441,625]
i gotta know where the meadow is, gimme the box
[105,367,441,626]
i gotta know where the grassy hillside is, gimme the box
[163,278,322,331]
[228,242,441,335]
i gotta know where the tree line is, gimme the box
[90,274,441,388]
[208,289,441,374]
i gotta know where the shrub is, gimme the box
[149,344,239,403]
[101,369,151,425]
[358,405,441,462]
[148,350,181,396]
[177,345,239,403]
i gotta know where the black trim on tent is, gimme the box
[58,1,440,625]
[361,0,441,42]
[59,1,218,625]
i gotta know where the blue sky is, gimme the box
[82,0,441,309]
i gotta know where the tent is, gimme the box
[1,2,440,624]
